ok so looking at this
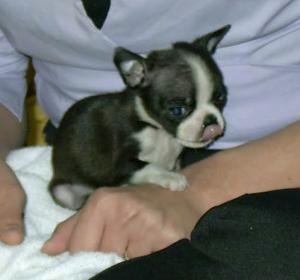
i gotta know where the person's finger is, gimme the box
[67,203,106,253]
[41,213,79,255]
[0,223,24,245]
[0,183,25,245]
[98,222,129,257]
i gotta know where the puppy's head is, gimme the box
[114,25,230,148]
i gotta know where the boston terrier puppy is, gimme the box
[49,25,231,210]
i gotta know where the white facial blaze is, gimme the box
[176,54,225,148]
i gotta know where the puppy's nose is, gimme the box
[201,114,223,141]
[203,114,218,127]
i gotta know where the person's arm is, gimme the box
[0,104,25,158]
[183,120,300,213]
[0,29,28,244]
[42,120,300,258]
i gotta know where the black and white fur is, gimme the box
[49,25,231,210]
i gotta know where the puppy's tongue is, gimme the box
[202,124,223,141]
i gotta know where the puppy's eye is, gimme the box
[213,91,227,108]
[215,92,225,102]
[168,106,187,117]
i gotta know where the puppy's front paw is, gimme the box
[156,172,188,191]
[130,164,188,191]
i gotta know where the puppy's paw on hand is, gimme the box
[130,164,188,191]
[157,172,188,191]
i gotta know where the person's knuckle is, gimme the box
[52,221,65,235]
[89,187,113,204]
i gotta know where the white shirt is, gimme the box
[0,0,300,149]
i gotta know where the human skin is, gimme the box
[0,104,25,245]
[41,120,300,258]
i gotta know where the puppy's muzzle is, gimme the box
[176,112,224,148]
[201,114,223,141]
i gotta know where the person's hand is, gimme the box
[0,159,26,245]
[42,183,202,259]
[41,153,228,258]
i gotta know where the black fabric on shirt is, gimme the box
[190,189,300,279]
[81,0,111,29]
[90,188,300,280]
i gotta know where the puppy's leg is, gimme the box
[50,183,94,210]
[129,164,188,191]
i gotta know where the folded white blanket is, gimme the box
[1,146,123,280]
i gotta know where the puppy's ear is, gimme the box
[193,25,231,54]
[114,47,147,87]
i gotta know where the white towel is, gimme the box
[0,146,123,280]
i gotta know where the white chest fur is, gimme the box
[133,127,183,170]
